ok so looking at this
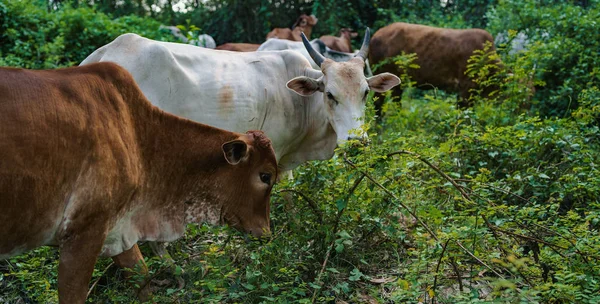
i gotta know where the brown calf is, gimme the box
[320,28,358,53]
[266,14,318,41]
[369,22,499,115]
[215,42,261,52]
[0,62,277,303]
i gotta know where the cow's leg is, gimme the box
[112,244,151,300]
[57,227,106,304]
[148,242,185,289]
[374,87,403,122]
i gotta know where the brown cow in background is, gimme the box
[369,22,499,116]
[320,28,358,53]
[266,14,318,41]
[215,42,260,52]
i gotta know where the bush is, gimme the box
[487,0,600,117]
[0,0,176,69]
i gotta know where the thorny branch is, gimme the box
[87,262,114,299]
[432,239,452,303]
[310,166,366,303]
[278,188,323,223]
[342,153,502,285]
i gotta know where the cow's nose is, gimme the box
[248,226,271,240]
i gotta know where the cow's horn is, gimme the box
[355,27,370,61]
[301,32,325,68]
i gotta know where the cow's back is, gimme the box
[370,22,494,92]
[266,28,295,40]
[320,35,352,53]
[0,63,142,257]
[215,43,260,52]
[81,34,313,164]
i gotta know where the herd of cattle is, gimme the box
[1,13,516,303]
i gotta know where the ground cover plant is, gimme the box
[1,0,599,303]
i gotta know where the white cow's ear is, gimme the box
[222,139,248,165]
[286,76,323,96]
[367,73,401,92]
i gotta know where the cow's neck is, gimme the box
[278,67,337,172]
[132,106,236,240]
[294,26,312,39]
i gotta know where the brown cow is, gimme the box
[320,28,358,53]
[0,62,278,304]
[369,22,499,116]
[266,14,318,41]
[215,42,260,52]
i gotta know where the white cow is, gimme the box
[81,29,399,173]
[80,29,399,279]
[258,38,374,76]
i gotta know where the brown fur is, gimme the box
[266,14,318,41]
[0,62,277,303]
[369,22,498,113]
[320,28,357,53]
[215,43,260,52]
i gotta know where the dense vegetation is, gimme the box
[1,0,599,303]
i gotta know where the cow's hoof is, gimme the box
[136,283,154,303]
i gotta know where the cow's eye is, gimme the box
[326,92,338,105]
[259,173,272,185]
[363,90,370,100]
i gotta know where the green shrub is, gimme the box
[487,0,600,117]
[0,0,176,69]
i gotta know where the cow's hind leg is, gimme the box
[112,244,151,301]
[148,241,185,289]
[57,226,106,304]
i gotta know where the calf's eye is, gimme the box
[260,173,272,184]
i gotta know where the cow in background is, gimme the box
[320,28,358,53]
[369,22,500,116]
[257,37,373,76]
[0,62,277,303]
[215,42,261,52]
[159,25,216,48]
[266,14,318,41]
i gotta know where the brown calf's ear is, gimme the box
[222,139,248,165]
[367,73,401,93]
[286,76,323,96]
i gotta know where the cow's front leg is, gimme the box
[112,244,151,301]
[58,226,106,304]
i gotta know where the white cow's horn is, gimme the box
[301,32,325,68]
[355,27,370,61]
